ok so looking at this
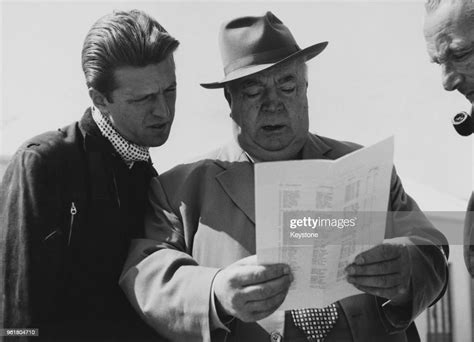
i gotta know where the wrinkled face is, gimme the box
[424,2,474,103]
[226,60,309,161]
[99,56,176,147]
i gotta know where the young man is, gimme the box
[0,9,178,341]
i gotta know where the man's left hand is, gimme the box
[345,240,412,305]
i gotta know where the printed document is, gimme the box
[255,137,394,310]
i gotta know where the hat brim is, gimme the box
[200,41,328,89]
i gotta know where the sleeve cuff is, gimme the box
[209,270,234,332]
[377,298,413,332]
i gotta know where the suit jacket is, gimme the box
[120,134,448,342]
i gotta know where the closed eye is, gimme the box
[132,94,153,103]
[243,86,263,98]
[453,50,473,62]
[281,86,295,93]
[246,92,261,98]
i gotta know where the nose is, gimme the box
[441,63,463,91]
[261,87,282,113]
[151,93,172,120]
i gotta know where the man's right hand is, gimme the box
[213,255,293,322]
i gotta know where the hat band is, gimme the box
[223,45,300,75]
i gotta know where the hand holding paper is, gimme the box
[213,255,294,322]
[346,239,412,304]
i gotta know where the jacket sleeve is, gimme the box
[119,177,220,342]
[464,192,474,276]
[377,167,449,334]
[0,148,61,333]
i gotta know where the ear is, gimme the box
[88,88,110,113]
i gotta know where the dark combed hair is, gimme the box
[81,9,179,98]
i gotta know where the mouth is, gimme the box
[261,124,286,132]
[149,122,170,130]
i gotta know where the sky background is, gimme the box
[1,0,473,202]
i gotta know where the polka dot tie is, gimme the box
[91,106,150,165]
[290,303,339,342]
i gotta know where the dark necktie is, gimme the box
[290,303,339,342]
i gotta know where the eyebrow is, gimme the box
[241,79,263,88]
[277,75,296,84]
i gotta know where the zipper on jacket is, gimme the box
[112,172,121,208]
[68,202,77,246]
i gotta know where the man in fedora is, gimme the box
[423,0,474,276]
[121,12,448,341]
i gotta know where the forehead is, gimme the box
[424,2,474,52]
[112,57,176,96]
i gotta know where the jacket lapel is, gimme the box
[213,141,256,224]
[212,135,334,225]
[300,133,333,160]
[216,163,255,224]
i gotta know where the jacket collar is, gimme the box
[213,133,333,224]
[78,108,157,177]
[79,107,116,154]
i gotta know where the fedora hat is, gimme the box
[200,11,328,89]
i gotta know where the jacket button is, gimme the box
[270,331,282,342]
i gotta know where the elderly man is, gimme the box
[423,0,474,275]
[0,9,178,341]
[121,12,448,341]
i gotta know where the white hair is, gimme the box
[425,0,474,13]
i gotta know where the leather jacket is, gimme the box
[0,109,159,341]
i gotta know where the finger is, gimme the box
[346,259,401,276]
[347,273,402,289]
[242,274,293,301]
[245,287,288,313]
[354,244,403,265]
[234,255,258,266]
[235,264,291,286]
[351,283,408,300]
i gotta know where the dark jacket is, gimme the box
[0,109,159,341]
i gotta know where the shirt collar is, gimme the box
[91,106,150,167]
[244,151,259,164]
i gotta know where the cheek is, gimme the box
[464,60,474,78]
[455,54,474,77]
[232,97,259,126]
[288,90,308,116]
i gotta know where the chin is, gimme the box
[149,132,171,147]
[251,145,302,162]
[260,140,306,161]
[148,139,168,147]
